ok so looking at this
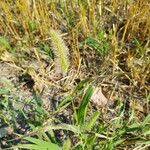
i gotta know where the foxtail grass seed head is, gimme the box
[49,29,70,76]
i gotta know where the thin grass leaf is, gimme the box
[126,123,141,132]
[84,111,100,130]
[16,144,47,150]
[11,123,80,144]
[44,123,80,134]
[47,130,57,143]
[58,96,72,108]
[141,114,150,127]
[114,139,126,147]
[136,141,150,145]
[21,137,61,150]
[41,132,51,142]
[63,138,71,150]
[77,85,94,125]
[86,135,96,149]
[72,79,89,93]
[24,137,56,145]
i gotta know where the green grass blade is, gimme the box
[77,85,94,125]
[136,141,150,145]
[16,144,47,150]
[84,111,100,130]
[141,113,150,127]
[22,137,61,150]
[72,79,89,93]
[63,138,71,150]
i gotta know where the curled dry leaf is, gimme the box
[91,87,108,108]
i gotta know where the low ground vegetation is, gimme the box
[0,0,150,149]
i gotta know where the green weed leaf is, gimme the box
[77,85,93,125]
[84,111,100,130]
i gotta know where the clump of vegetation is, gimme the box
[0,0,149,150]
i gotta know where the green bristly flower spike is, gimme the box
[49,29,70,76]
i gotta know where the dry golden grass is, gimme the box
[0,0,149,88]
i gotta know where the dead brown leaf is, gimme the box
[91,87,108,108]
